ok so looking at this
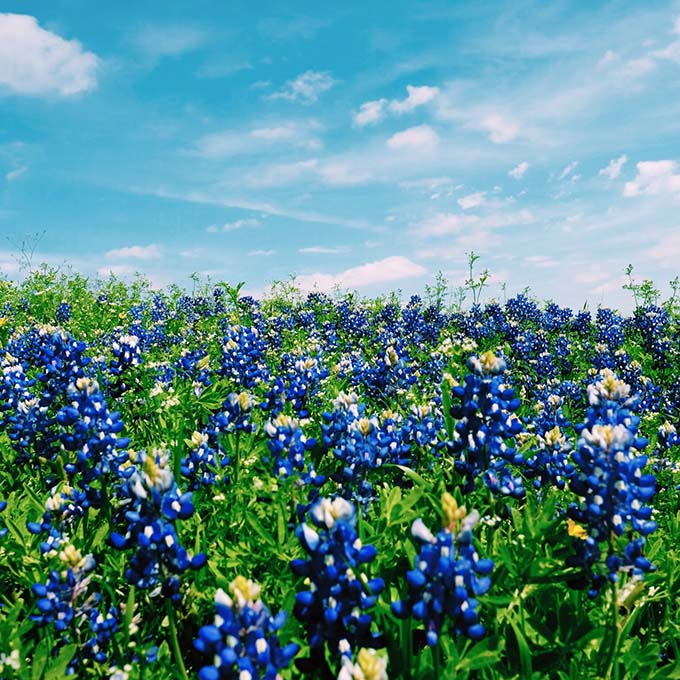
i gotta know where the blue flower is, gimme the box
[194,577,299,680]
[291,497,384,663]
[391,494,492,646]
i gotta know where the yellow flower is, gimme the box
[442,492,468,532]
[567,519,588,540]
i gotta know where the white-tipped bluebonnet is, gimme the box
[447,352,525,498]
[567,369,657,596]
[109,448,206,601]
[291,497,384,665]
[194,577,299,680]
[391,494,492,646]
[263,413,323,485]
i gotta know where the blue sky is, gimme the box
[2,1,680,311]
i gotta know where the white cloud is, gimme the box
[599,154,628,180]
[106,244,162,260]
[299,246,344,254]
[414,209,534,237]
[645,232,680,267]
[473,114,519,143]
[5,166,27,181]
[388,85,439,113]
[457,192,486,210]
[354,85,438,126]
[524,254,558,268]
[97,264,136,277]
[194,121,322,157]
[598,50,619,67]
[387,125,439,150]
[296,255,426,291]
[248,249,275,256]
[415,213,470,236]
[0,13,98,96]
[353,99,388,126]
[221,218,261,232]
[0,260,20,274]
[508,161,529,179]
[317,162,371,186]
[267,70,335,103]
[558,160,579,180]
[244,158,370,188]
[623,160,680,198]
[130,24,207,58]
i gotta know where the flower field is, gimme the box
[1,269,679,679]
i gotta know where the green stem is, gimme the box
[165,599,189,680]
[604,581,620,680]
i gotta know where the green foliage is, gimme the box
[0,271,679,679]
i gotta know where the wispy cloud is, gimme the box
[623,160,680,198]
[207,218,261,233]
[130,24,208,59]
[524,254,559,268]
[387,125,439,150]
[0,13,99,96]
[470,113,519,144]
[267,70,335,103]
[248,249,275,256]
[193,120,323,158]
[353,99,388,126]
[413,209,535,237]
[558,161,579,180]
[457,192,486,210]
[5,166,28,181]
[106,244,162,260]
[509,161,529,179]
[388,85,439,113]
[296,256,427,291]
[353,85,439,126]
[143,187,381,232]
[599,154,628,180]
[299,245,345,254]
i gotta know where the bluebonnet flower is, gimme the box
[109,448,206,601]
[56,301,72,324]
[322,393,411,511]
[391,493,493,646]
[218,324,269,389]
[284,356,328,418]
[214,392,258,435]
[291,497,384,664]
[566,369,657,596]
[263,413,323,485]
[447,352,525,498]
[194,576,299,680]
[181,428,229,488]
[523,390,574,490]
[56,377,130,502]
[505,293,541,325]
[31,544,119,672]
[107,333,142,396]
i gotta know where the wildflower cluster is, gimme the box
[194,576,299,680]
[391,493,493,646]
[447,351,525,497]
[567,369,657,596]
[110,448,206,600]
[292,497,384,666]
